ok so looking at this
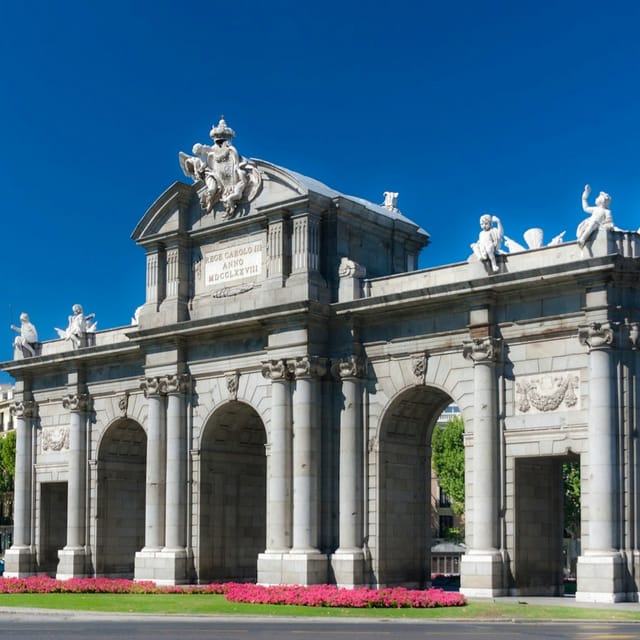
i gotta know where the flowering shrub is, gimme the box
[0,576,465,608]
[224,583,465,608]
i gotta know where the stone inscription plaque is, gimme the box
[204,240,262,287]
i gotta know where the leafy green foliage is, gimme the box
[0,430,16,493]
[563,460,581,538]
[432,416,465,515]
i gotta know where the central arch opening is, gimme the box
[377,386,454,588]
[199,401,266,582]
[96,419,146,577]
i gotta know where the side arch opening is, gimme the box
[376,386,454,587]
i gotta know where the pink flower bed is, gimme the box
[224,583,466,608]
[0,576,466,608]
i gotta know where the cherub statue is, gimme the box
[55,304,97,349]
[576,184,613,248]
[11,312,38,357]
[470,214,504,272]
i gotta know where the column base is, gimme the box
[459,551,507,597]
[331,548,365,588]
[3,546,36,577]
[258,550,328,585]
[134,547,192,585]
[575,552,626,603]
[56,547,90,580]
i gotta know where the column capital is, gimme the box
[624,320,639,350]
[578,322,615,351]
[10,400,38,419]
[261,359,291,382]
[288,355,327,379]
[140,376,168,397]
[62,393,93,412]
[331,355,366,380]
[463,337,500,363]
[166,373,191,395]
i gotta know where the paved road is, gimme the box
[0,614,638,640]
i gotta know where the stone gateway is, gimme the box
[4,119,640,603]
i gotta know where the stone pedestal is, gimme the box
[283,550,328,585]
[258,551,328,585]
[134,548,191,585]
[459,552,507,597]
[575,553,625,603]
[331,549,365,588]
[3,546,35,577]
[56,547,90,580]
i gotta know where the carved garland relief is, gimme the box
[514,371,581,415]
[42,427,70,452]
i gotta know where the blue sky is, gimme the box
[1,1,639,381]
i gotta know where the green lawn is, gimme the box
[0,594,639,622]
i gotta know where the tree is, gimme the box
[432,416,465,515]
[0,430,16,493]
[563,460,581,539]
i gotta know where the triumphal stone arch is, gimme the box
[4,118,640,603]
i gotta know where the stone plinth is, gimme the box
[459,552,507,597]
[3,546,35,577]
[134,548,191,585]
[575,553,625,603]
[258,551,328,585]
[56,547,90,580]
[331,549,365,588]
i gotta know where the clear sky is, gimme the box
[1,0,639,382]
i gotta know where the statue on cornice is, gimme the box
[11,312,38,358]
[470,214,503,272]
[576,184,614,248]
[55,304,97,349]
[179,116,262,219]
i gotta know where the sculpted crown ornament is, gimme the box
[179,115,262,220]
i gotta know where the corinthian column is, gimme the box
[10,402,36,547]
[460,335,505,597]
[575,321,624,603]
[4,400,37,577]
[290,356,326,553]
[62,393,92,549]
[331,356,366,588]
[463,337,500,552]
[261,360,292,552]
[579,323,617,552]
[139,377,167,551]
[164,374,189,550]
[57,393,92,579]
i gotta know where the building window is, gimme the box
[439,515,454,538]
[439,488,451,508]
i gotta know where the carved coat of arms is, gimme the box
[179,116,262,219]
